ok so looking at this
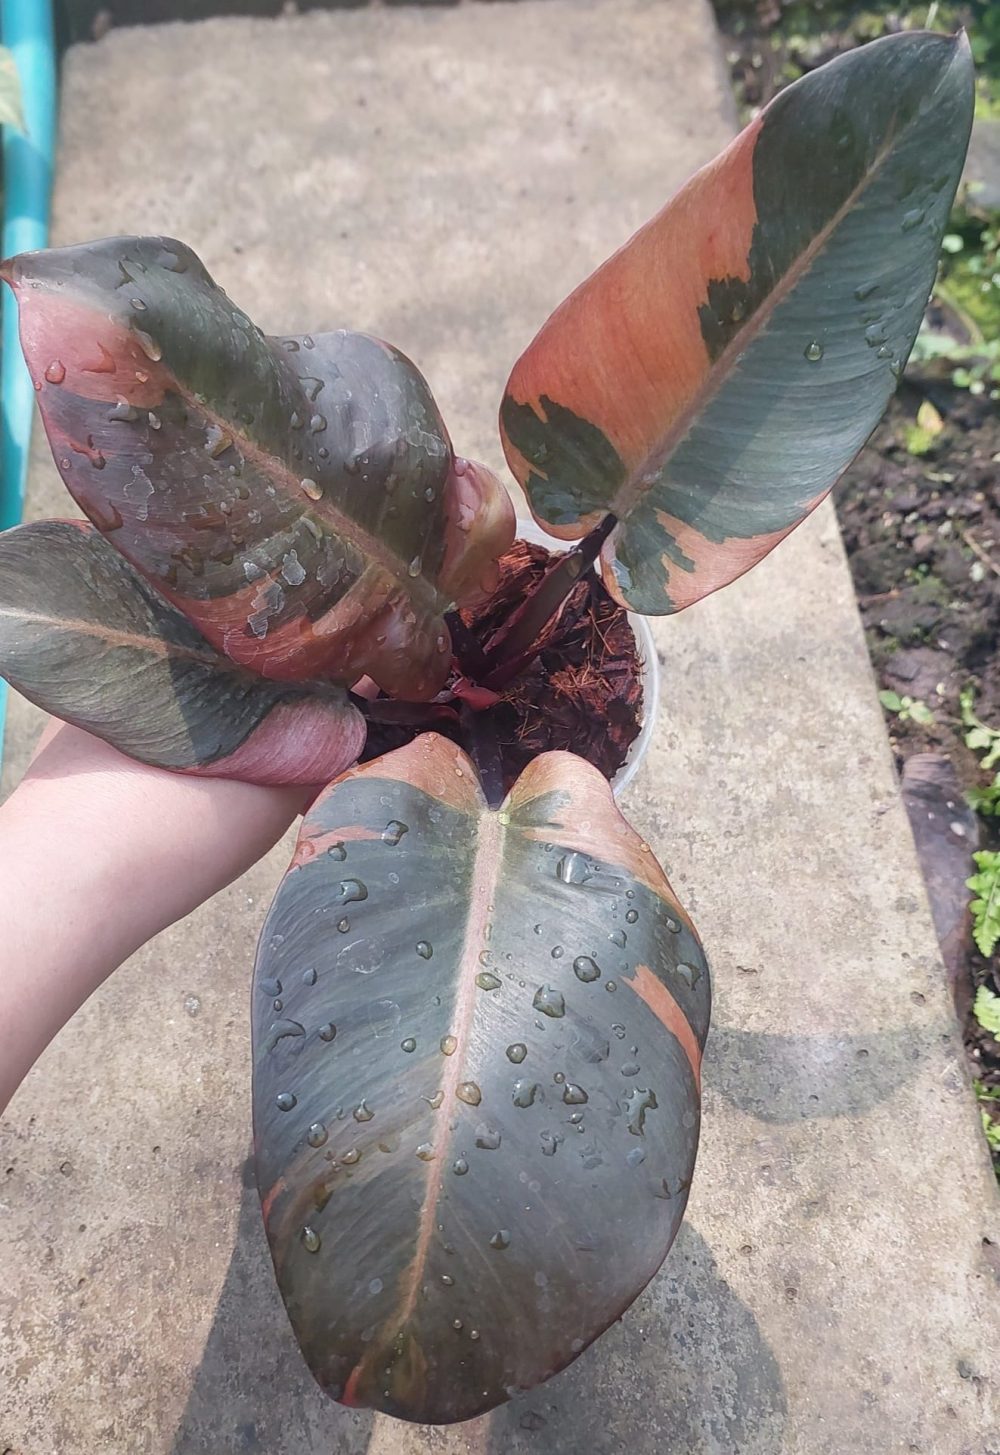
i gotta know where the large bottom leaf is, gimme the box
[253,735,710,1422]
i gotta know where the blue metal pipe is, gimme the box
[1,0,56,766]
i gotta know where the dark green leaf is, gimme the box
[253,735,709,1422]
[0,520,365,784]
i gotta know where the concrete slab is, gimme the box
[1,2,998,1452]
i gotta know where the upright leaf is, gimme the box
[0,520,365,784]
[252,735,710,1423]
[500,31,974,614]
[1,237,514,699]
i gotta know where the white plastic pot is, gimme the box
[513,519,660,798]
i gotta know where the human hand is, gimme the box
[0,720,308,1115]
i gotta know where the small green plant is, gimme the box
[973,984,1000,1035]
[913,203,1000,397]
[973,1079,1000,1177]
[878,689,935,724]
[902,399,945,456]
[968,852,1000,956]
[960,687,1000,767]
[967,780,1000,816]
[979,1093,1000,1154]
[982,1111,1000,1153]
[959,687,1000,813]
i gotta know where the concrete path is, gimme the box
[2,3,998,1452]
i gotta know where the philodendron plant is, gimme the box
[0,31,972,1426]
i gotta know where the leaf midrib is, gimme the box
[392,804,506,1331]
[611,87,940,520]
[0,602,225,670]
[169,345,447,616]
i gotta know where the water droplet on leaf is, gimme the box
[338,879,367,904]
[265,1019,306,1052]
[533,985,565,1018]
[134,329,162,361]
[625,1086,658,1135]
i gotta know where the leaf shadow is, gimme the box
[705,1024,946,1122]
[167,1161,375,1455]
[487,1223,786,1454]
[169,1178,783,1454]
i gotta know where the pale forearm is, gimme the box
[0,723,304,1115]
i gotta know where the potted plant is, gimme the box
[0,30,972,1426]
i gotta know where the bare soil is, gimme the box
[360,540,644,796]
[838,382,1000,1109]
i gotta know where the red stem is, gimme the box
[479,513,617,689]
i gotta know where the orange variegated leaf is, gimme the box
[1,237,515,700]
[500,31,974,614]
[0,520,364,784]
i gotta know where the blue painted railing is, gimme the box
[0,0,56,769]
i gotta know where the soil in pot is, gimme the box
[360,540,644,795]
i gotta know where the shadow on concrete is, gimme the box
[171,1178,784,1454]
[706,1024,946,1122]
[488,1224,786,1454]
[60,3,476,50]
[168,1161,375,1455]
